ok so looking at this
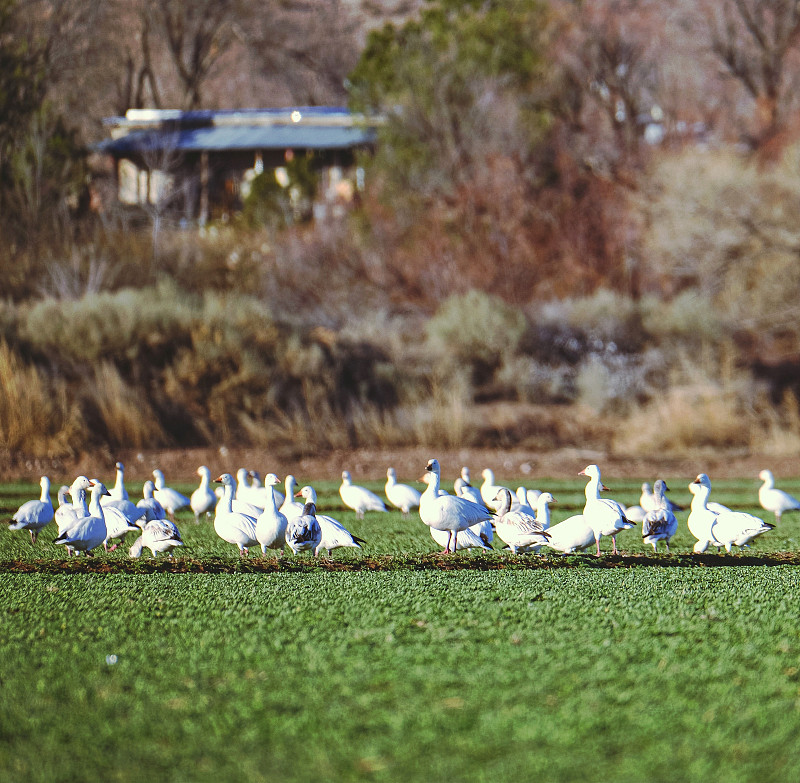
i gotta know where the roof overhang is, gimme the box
[95,107,380,158]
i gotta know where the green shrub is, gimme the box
[241,154,318,228]
[426,289,527,392]
[639,290,723,343]
[19,280,195,367]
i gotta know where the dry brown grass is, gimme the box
[0,341,82,457]
[753,389,800,456]
[614,382,751,457]
[89,362,166,449]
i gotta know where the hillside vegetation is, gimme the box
[3,1,800,465]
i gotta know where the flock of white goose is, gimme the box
[5,459,799,559]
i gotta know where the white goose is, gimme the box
[255,473,288,556]
[470,515,494,547]
[641,480,683,514]
[540,514,596,554]
[642,479,678,553]
[511,487,536,515]
[425,472,492,544]
[297,485,366,555]
[234,468,267,510]
[579,464,635,556]
[511,487,542,514]
[689,474,773,553]
[493,488,550,555]
[91,480,139,551]
[102,496,146,527]
[54,481,109,556]
[454,466,472,495]
[212,471,263,518]
[249,470,285,507]
[480,468,509,508]
[285,501,323,556]
[455,479,485,508]
[191,466,218,522]
[107,461,129,502]
[525,488,543,507]
[152,469,190,518]
[9,476,54,545]
[535,491,555,530]
[454,467,486,507]
[339,471,387,518]
[419,459,494,554]
[137,481,168,523]
[280,475,304,520]
[521,491,557,554]
[130,518,184,558]
[640,482,657,513]
[385,467,422,517]
[213,473,259,557]
[623,503,648,523]
[55,478,90,556]
[715,511,774,552]
[56,477,92,535]
[687,474,719,553]
[758,469,800,524]
[55,485,71,515]
[232,493,265,519]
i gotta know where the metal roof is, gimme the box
[110,106,362,127]
[97,124,376,156]
[96,107,380,157]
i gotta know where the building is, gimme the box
[95,107,379,224]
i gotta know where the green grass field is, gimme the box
[1,473,800,782]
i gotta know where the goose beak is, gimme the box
[578,469,587,476]
[601,483,611,492]
[214,476,224,483]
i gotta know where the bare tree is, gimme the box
[236,0,361,105]
[20,0,105,88]
[702,0,800,147]
[551,0,664,170]
[148,0,238,110]
[112,5,164,113]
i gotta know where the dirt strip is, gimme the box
[2,551,800,574]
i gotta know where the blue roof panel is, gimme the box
[97,124,376,156]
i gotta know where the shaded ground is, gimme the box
[3,551,800,574]
[4,444,800,484]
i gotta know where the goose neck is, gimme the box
[691,486,710,510]
[267,485,279,513]
[537,501,551,526]
[424,469,441,497]
[219,481,235,513]
[497,488,512,515]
